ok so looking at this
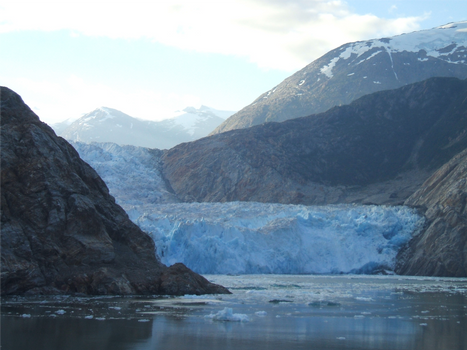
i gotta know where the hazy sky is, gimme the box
[1,0,466,124]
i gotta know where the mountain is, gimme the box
[57,106,234,149]
[50,116,79,135]
[212,21,467,135]
[0,86,229,296]
[395,148,467,277]
[163,77,467,206]
[170,105,234,140]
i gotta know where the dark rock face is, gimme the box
[212,22,467,135]
[163,77,467,206]
[395,149,467,277]
[0,86,229,296]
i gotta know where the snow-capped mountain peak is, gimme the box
[319,20,467,80]
[212,21,467,134]
[56,105,236,149]
[170,105,234,136]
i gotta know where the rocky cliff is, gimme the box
[163,77,467,206]
[395,149,467,277]
[0,86,229,296]
[212,21,467,135]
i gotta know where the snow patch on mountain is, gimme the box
[320,57,339,78]
[321,20,467,79]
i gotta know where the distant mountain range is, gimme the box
[55,106,235,149]
[164,77,467,206]
[212,21,467,134]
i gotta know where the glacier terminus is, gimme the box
[73,141,425,275]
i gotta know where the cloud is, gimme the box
[1,0,426,70]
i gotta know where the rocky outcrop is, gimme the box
[0,86,229,296]
[395,149,467,277]
[163,77,467,206]
[212,21,467,135]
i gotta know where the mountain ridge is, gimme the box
[163,77,467,205]
[57,105,234,149]
[212,21,467,135]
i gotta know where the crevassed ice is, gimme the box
[136,202,424,275]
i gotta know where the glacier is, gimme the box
[133,202,424,274]
[73,141,425,275]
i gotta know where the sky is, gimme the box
[1,0,466,125]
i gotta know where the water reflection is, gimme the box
[2,275,466,350]
[2,317,153,350]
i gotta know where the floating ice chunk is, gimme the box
[420,323,428,326]
[205,307,249,322]
[255,311,267,316]
[308,301,341,307]
[21,314,31,318]
[85,315,94,319]
[355,297,374,302]
[56,309,66,315]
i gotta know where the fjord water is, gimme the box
[2,275,466,350]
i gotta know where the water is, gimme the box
[2,275,467,350]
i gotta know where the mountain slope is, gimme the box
[0,86,229,296]
[59,106,233,149]
[395,148,467,277]
[212,21,467,134]
[163,77,467,205]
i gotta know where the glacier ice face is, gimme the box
[135,202,424,275]
[74,142,425,275]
